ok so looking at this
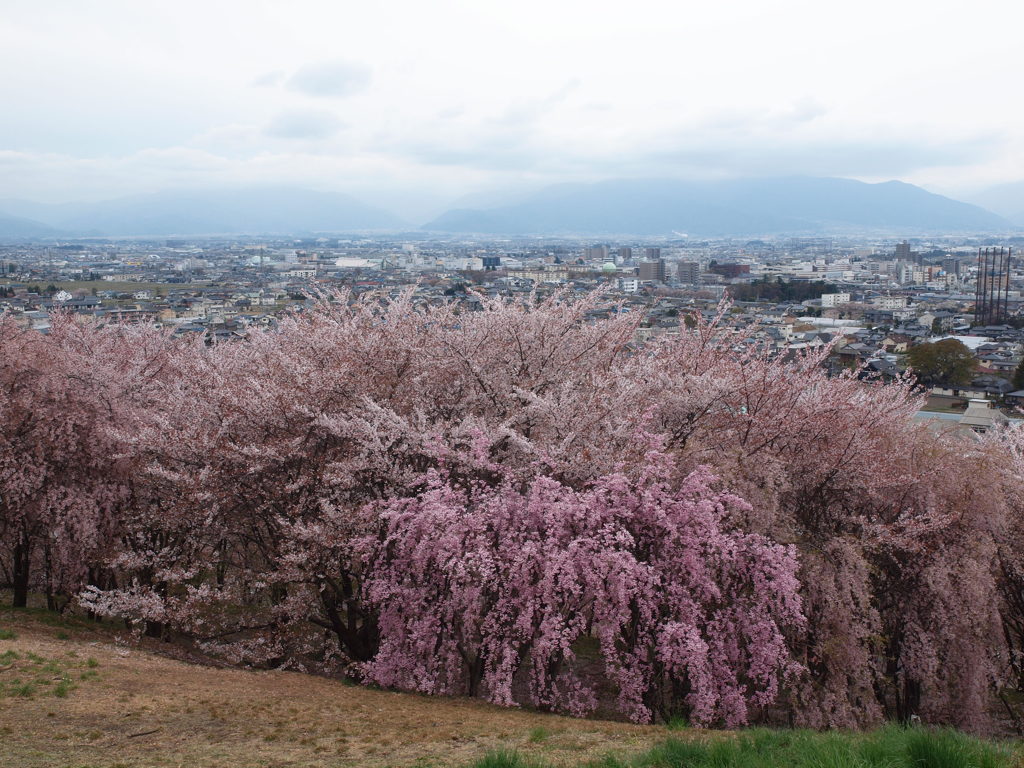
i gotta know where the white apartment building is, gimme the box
[874,295,908,309]
[820,292,852,308]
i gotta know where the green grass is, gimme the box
[473,750,548,768]
[9,605,96,632]
[468,725,1019,768]
[666,716,689,732]
[0,627,16,640]
[10,680,37,697]
[528,727,551,744]
[53,676,76,698]
[0,648,95,700]
[902,727,1008,768]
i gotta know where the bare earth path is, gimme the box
[0,609,660,768]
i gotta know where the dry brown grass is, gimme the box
[0,608,660,768]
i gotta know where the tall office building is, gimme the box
[942,257,962,276]
[677,261,700,284]
[644,247,662,260]
[638,259,666,282]
[618,247,632,263]
[895,241,911,261]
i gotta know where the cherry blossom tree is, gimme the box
[637,309,1015,729]
[982,422,1024,727]
[361,439,804,725]
[0,313,173,609]
[69,289,1022,730]
[85,289,647,668]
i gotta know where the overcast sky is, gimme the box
[1,0,1022,220]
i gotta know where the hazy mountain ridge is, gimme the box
[0,177,1012,240]
[423,177,1009,236]
[0,187,407,238]
[967,181,1024,225]
[0,212,65,239]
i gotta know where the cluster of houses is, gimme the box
[0,287,292,339]
[2,237,1023,436]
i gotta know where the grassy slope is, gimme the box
[1,607,1021,768]
[473,727,1023,768]
[0,608,659,768]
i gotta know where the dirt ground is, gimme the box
[0,608,662,768]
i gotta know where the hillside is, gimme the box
[0,211,63,240]
[2,607,1020,768]
[0,606,658,768]
[968,181,1024,226]
[423,177,1008,236]
[0,187,407,237]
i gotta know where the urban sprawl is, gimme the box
[2,233,1022,432]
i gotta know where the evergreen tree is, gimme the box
[1013,358,1024,391]
[906,339,976,387]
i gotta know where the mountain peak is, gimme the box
[423,176,1008,236]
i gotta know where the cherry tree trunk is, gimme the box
[12,532,31,608]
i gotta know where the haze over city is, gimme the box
[3,0,1024,224]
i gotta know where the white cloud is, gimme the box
[0,0,1022,216]
[264,109,346,140]
[252,70,286,88]
[285,60,371,99]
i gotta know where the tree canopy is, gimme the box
[727,277,839,303]
[1013,358,1024,391]
[906,338,976,387]
[3,292,1024,732]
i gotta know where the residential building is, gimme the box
[638,259,666,282]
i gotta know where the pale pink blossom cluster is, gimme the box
[361,450,802,725]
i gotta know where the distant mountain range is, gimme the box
[0,212,63,239]
[422,177,1009,236]
[0,187,406,239]
[966,182,1024,226]
[0,177,1015,240]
